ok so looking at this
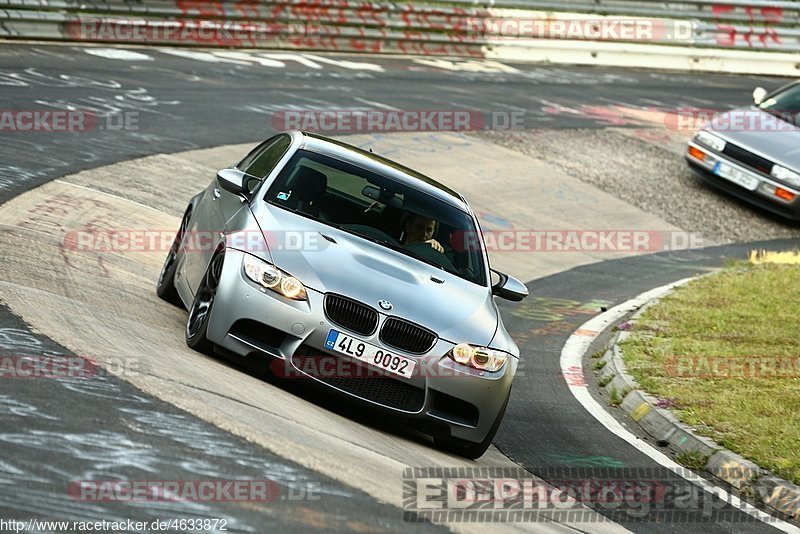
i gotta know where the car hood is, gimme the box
[254,207,498,346]
[705,108,800,170]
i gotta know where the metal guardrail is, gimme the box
[695,20,800,49]
[433,0,800,24]
[0,4,487,56]
[1,0,489,25]
[476,13,800,51]
[0,0,798,57]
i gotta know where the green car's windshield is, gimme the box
[758,83,800,126]
[265,150,487,286]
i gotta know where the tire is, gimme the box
[434,390,510,460]
[185,251,225,355]
[157,207,191,306]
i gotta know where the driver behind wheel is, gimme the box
[402,213,444,253]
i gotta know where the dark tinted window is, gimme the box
[759,83,800,126]
[238,134,292,181]
[266,150,487,286]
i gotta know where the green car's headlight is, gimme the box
[771,165,800,188]
[243,254,307,301]
[695,130,726,152]
[447,343,508,372]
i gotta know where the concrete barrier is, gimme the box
[1,0,798,74]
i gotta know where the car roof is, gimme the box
[296,131,470,212]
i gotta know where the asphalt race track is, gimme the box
[496,240,800,532]
[1,43,799,532]
[3,43,795,204]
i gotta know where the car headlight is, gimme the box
[695,130,726,152]
[243,254,307,301]
[771,165,800,188]
[447,343,508,372]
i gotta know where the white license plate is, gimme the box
[324,330,416,379]
[714,161,759,191]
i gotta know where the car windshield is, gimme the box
[758,83,800,126]
[265,149,487,286]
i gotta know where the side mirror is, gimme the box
[491,270,528,302]
[216,169,260,199]
[752,87,768,106]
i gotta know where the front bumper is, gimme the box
[685,141,800,220]
[205,248,515,443]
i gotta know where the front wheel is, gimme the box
[185,251,225,354]
[157,207,191,306]
[434,391,510,460]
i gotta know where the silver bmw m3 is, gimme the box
[157,131,528,458]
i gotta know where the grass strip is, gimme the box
[620,262,800,484]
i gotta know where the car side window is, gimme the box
[238,134,291,192]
